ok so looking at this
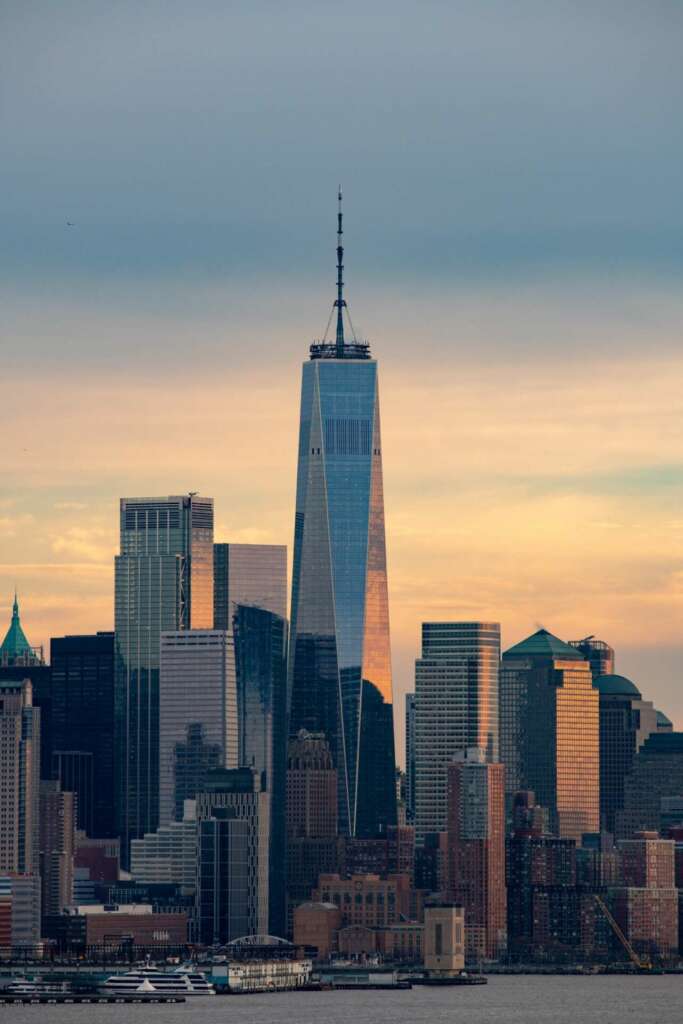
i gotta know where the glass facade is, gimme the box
[500,630,599,843]
[158,629,237,827]
[114,495,214,861]
[233,604,288,936]
[289,352,396,837]
[414,622,500,844]
[214,543,287,627]
[50,632,115,837]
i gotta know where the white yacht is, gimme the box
[101,965,216,997]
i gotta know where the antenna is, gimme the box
[334,186,345,356]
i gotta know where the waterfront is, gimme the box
[4,976,682,1024]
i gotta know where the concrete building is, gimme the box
[0,875,41,948]
[312,873,412,930]
[447,749,506,960]
[423,903,465,975]
[196,767,270,935]
[0,678,40,875]
[130,801,198,888]
[159,629,237,826]
[39,781,75,920]
[501,629,599,843]
[286,731,339,931]
[414,622,500,844]
[213,542,287,626]
[293,901,341,958]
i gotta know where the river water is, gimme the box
[6,976,682,1024]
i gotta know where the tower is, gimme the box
[114,494,214,860]
[288,192,396,837]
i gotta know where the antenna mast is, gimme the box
[334,187,345,356]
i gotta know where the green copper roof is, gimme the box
[593,673,641,698]
[0,594,32,658]
[656,710,673,728]
[503,628,583,661]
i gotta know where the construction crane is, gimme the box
[593,895,651,971]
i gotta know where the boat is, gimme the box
[101,966,215,997]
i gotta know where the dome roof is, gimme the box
[656,710,673,728]
[593,673,641,698]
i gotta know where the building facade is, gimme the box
[130,803,198,889]
[195,767,270,936]
[593,674,658,834]
[196,809,250,945]
[616,733,683,839]
[567,636,615,678]
[159,629,237,826]
[405,693,416,824]
[288,203,396,838]
[0,679,40,875]
[39,780,75,920]
[213,543,287,626]
[114,494,214,858]
[500,629,599,842]
[414,622,500,843]
[447,749,506,960]
[233,603,288,937]
[50,632,116,837]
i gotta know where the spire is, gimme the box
[1,590,34,661]
[334,186,346,356]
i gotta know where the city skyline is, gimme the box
[2,3,682,758]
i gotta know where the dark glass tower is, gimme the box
[288,193,396,838]
[50,632,116,837]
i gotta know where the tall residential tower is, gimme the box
[288,194,396,837]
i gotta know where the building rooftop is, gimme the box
[593,673,642,698]
[0,594,33,661]
[640,732,683,755]
[503,628,583,661]
[656,710,673,728]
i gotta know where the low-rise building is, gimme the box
[313,873,412,929]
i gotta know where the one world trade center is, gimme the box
[288,193,397,837]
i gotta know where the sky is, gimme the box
[2,1,682,758]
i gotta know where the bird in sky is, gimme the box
[66,221,75,227]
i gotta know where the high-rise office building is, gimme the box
[214,543,287,626]
[39,780,75,919]
[195,767,270,936]
[500,629,599,843]
[405,693,416,824]
[616,733,683,839]
[233,604,288,937]
[1,595,52,779]
[0,679,40,874]
[593,673,658,834]
[286,730,339,931]
[0,875,41,948]
[196,809,250,945]
[114,494,213,858]
[159,630,237,826]
[414,622,500,844]
[50,632,116,837]
[288,195,396,838]
[130,801,198,888]
[567,636,615,679]
[447,749,506,961]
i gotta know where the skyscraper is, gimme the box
[50,632,116,837]
[414,622,500,844]
[593,673,658,834]
[0,679,40,874]
[233,603,288,936]
[214,543,287,626]
[567,636,615,679]
[1,595,52,779]
[39,780,75,920]
[195,767,270,935]
[616,732,683,839]
[159,629,238,826]
[288,194,396,838]
[500,629,599,843]
[405,693,416,824]
[114,494,214,859]
[447,749,507,961]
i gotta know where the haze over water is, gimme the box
[6,976,682,1024]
